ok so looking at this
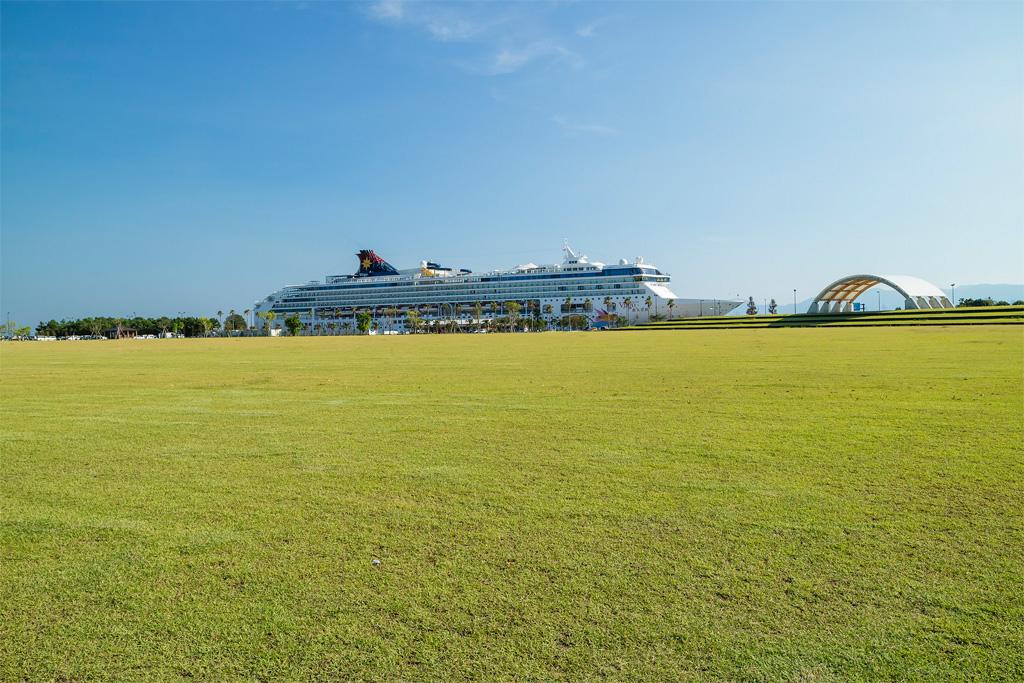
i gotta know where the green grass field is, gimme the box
[2,328,1022,681]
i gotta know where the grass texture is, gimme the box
[625,305,1024,332]
[2,327,1022,681]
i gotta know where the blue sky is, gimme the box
[2,0,1022,324]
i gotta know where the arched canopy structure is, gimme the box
[808,274,952,313]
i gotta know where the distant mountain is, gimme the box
[730,283,1023,315]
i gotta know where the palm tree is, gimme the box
[667,299,676,319]
[265,311,276,335]
[644,296,653,322]
[603,296,613,315]
[488,302,498,331]
[404,310,419,334]
[473,302,483,331]
[243,309,251,332]
[623,297,633,324]
[563,296,572,314]
[505,301,522,332]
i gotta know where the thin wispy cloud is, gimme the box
[366,2,605,132]
[366,0,492,44]
[369,0,404,21]
[551,115,617,136]
[426,19,480,42]
[576,14,613,39]
[478,42,582,76]
[365,1,584,76]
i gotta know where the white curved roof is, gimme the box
[813,274,949,303]
[877,275,948,298]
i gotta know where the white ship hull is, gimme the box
[254,246,741,332]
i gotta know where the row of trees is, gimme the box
[745,297,779,315]
[398,308,602,334]
[271,295,675,335]
[958,297,1023,307]
[268,305,623,336]
[27,306,617,338]
[35,310,251,338]
[0,321,33,338]
[27,294,716,338]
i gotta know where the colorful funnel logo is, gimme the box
[355,250,399,277]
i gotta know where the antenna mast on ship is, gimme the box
[562,239,578,263]
[562,239,589,264]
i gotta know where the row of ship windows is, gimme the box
[268,294,651,313]
[266,305,626,316]
[277,289,650,307]
[294,274,667,294]
[279,284,649,304]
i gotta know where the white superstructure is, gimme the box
[253,244,740,332]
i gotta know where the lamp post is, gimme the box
[699,299,703,317]
[877,290,881,312]
[793,289,797,315]
[950,283,956,308]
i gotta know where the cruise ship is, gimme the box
[253,244,740,332]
